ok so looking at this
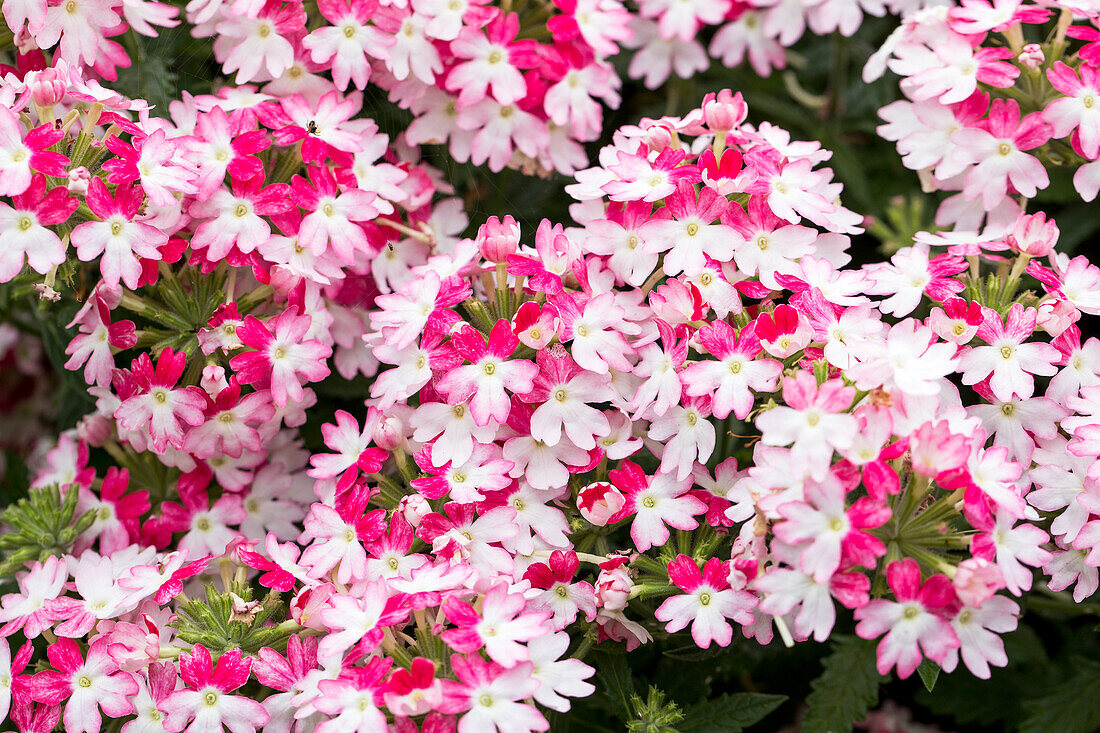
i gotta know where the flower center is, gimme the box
[685,222,699,237]
[234,203,249,217]
[903,605,919,620]
[483,362,496,376]
[479,693,494,707]
[999,345,1013,359]
[756,236,768,250]
[642,496,656,509]
[257,23,271,38]
[110,221,123,236]
[343,25,356,38]
[627,235,639,250]
[698,592,711,606]
[555,584,569,598]
[196,518,211,531]
[487,50,503,64]
[153,389,168,404]
[554,388,567,402]
[77,675,92,688]
[204,691,218,706]
[997,142,1012,156]
[1000,403,1015,416]
[17,216,33,231]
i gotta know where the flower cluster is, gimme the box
[874,2,1100,229]
[2,3,1100,730]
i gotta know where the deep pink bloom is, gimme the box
[71,178,167,289]
[655,555,757,648]
[231,307,332,408]
[161,646,269,733]
[436,320,539,427]
[24,638,137,733]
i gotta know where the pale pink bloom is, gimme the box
[939,596,1018,679]
[0,174,75,283]
[655,555,757,648]
[756,371,857,473]
[625,18,709,89]
[722,195,817,290]
[526,632,596,712]
[452,655,547,733]
[36,0,120,67]
[215,3,301,83]
[648,396,716,480]
[1044,61,1100,160]
[639,182,731,277]
[946,99,1051,210]
[521,344,611,450]
[442,585,549,667]
[972,508,1051,595]
[292,164,379,263]
[555,291,638,374]
[854,559,959,678]
[303,0,393,90]
[0,555,67,638]
[864,243,966,316]
[447,14,528,106]
[774,475,889,582]
[889,37,1017,105]
[684,320,782,420]
[316,580,398,660]
[959,304,1060,401]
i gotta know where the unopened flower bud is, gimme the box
[1036,298,1079,337]
[201,365,228,396]
[30,67,66,109]
[371,415,403,451]
[702,89,747,133]
[477,215,520,263]
[954,558,1005,607]
[577,482,626,527]
[77,414,113,446]
[67,166,91,194]
[1017,43,1044,70]
[1006,211,1058,256]
[14,27,36,54]
[595,561,633,611]
[398,494,431,527]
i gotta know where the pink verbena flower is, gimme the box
[114,348,207,453]
[24,637,137,733]
[959,303,1060,401]
[161,646,269,733]
[436,319,539,427]
[655,555,757,648]
[854,558,959,678]
[71,178,167,289]
[0,173,76,282]
[231,307,333,408]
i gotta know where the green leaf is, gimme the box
[678,693,787,733]
[802,636,883,733]
[1020,658,1100,733]
[916,659,940,693]
[593,650,636,721]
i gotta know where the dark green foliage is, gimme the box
[677,693,787,733]
[802,636,883,733]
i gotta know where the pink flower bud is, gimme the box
[1006,211,1058,256]
[67,166,91,194]
[290,584,336,631]
[397,494,431,527]
[1017,43,1044,70]
[702,89,748,133]
[30,68,66,108]
[953,558,1005,607]
[642,123,672,151]
[477,215,520,263]
[594,562,633,612]
[77,414,113,446]
[201,365,228,396]
[14,27,36,53]
[372,415,405,451]
[1036,298,1079,337]
[102,621,159,673]
[577,481,626,527]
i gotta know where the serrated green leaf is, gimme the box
[593,650,636,721]
[1020,658,1100,733]
[802,636,883,733]
[916,659,940,692]
[677,693,787,733]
